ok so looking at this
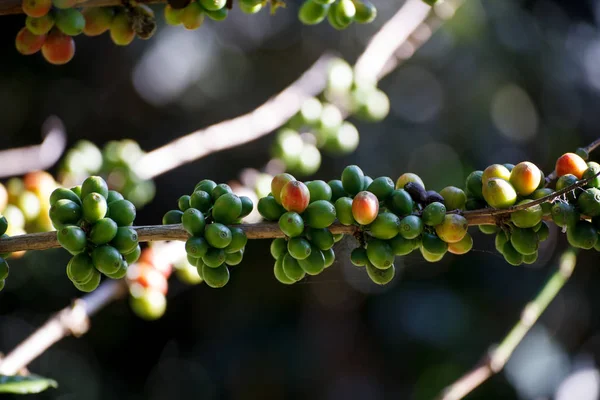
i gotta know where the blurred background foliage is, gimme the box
[2,0,600,399]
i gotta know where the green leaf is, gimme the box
[0,374,58,394]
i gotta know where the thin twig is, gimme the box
[0,116,67,178]
[437,249,578,400]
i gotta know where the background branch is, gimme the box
[0,116,67,178]
[437,249,578,400]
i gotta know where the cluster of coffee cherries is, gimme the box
[0,214,10,292]
[59,139,155,208]
[466,153,600,264]
[270,58,389,177]
[127,247,172,320]
[50,176,139,292]
[0,171,58,239]
[162,180,253,288]
[298,0,376,30]
[259,173,338,284]
[16,0,156,65]
[163,0,231,29]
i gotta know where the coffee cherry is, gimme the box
[190,190,212,212]
[556,152,588,179]
[0,216,7,237]
[352,191,379,225]
[81,176,109,199]
[50,188,81,206]
[298,0,329,25]
[107,190,124,203]
[22,0,51,17]
[583,162,600,188]
[334,197,355,225]
[323,248,335,267]
[50,199,82,227]
[239,1,262,13]
[478,224,499,234]
[55,8,85,36]
[367,177,394,201]
[124,245,141,264]
[0,257,9,281]
[369,212,400,240]
[421,232,448,255]
[57,225,87,254]
[439,186,467,211]
[283,253,305,281]
[26,14,55,35]
[280,181,310,213]
[447,232,473,255]
[204,223,232,249]
[510,228,538,255]
[509,162,542,196]
[502,242,523,266]
[307,228,334,250]
[82,192,108,223]
[202,247,226,268]
[350,247,367,266]
[225,227,247,253]
[304,200,336,229]
[395,173,424,190]
[578,188,600,217]
[388,234,413,256]
[523,251,538,265]
[110,226,139,254]
[278,212,305,238]
[239,196,254,219]
[342,165,365,195]
[333,0,355,25]
[270,238,287,259]
[328,180,347,202]
[352,0,376,23]
[164,4,184,25]
[181,2,205,30]
[551,202,579,229]
[129,289,166,320]
[178,195,191,211]
[306,180,332,203]
[105,261,128,279]
[225,250,243,266]
[15,27,46,55]
[130,4,157,40]
[536,221,550,242]
[482,164,511,185]
[110,12,135,46]
[212,193,242,224]
[420,247,445,263]
[162,209,183,225]
[567,220,598,250]
[510,200,543,228]
[482,178,517,209]
[556,174,578,202]
[92,245,123,275]
[399,215,423,240]
[73,269,101,292]
[66,253,95,284]
[257,196,286,221]
[530,188,553,215]
[185,236,209,259]
[435,214,468,243]
[366,262,394,285]
[421,202,446,226]
[288,237,312,260]
[298,245,325,275]
[366,239,394,269]
[82,7,115,36]
[274,255,295,285]
[465,171,484,200]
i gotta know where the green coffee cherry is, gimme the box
[107,190,124,204]
[124,245,141,264]
[366,239,394,270]
[82,192,108,223]
[510,228,538,255]
[50,199,82,227]
[283,253,305,281]
[369,212,400,240]
[195,179,217,193]
[190,190,212,213]
[204,223,233,249]
[108,199,136,226]
[81,176,109,199]
[212,193,242,224]
[182,208,206,236]
[334,197,355,225]
[57,225,87,254]
[388,235,414,256]
[185,236,209,259]
[399,215,423,239]
[422,202,446,226]
[225,227,247,253]
[350,247,367,266]
[306,180,332,202]
[110,226,139,254]
[352,0,376,23]
[510,200,543,228]
[288,237,312,260]
[274,255,295,284]
[307,228,334,250]
[50,188,81,206]
[567,220,598,249]
[328,180,347,202]
[298,245,325,275]
[0,257,9,281]
[298,0,329,25]
[258,196,286,221]
[304,200,336,229]
[92,245,123,275]
[270,238,287,259]
[162,209,184,225]
[366,262,395,285]
[211,183,232,202]
[387,190,413,216]
[178,195,191,211]
[279,212,305,237]
[341,165,364,195]
[367,177,394,201]
[202,247,226,268]
[73,269,101,292]
[225,250,244,266]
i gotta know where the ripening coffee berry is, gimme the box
[395,173,425,190]
[509,162,542,196]
[369,212,400,240]
[81,176,109,199]
[352,191,379,225]
[447,232,473,255]
[110,12,135,46]
[199,0,226,11]
[482,178,517,209]
[435,214,468,243]
[164,4,184,25]
[82,7,115,36]
[352,0,376,23]
[438,186,466,211]
[55,8,86,36]
[15,27,46,56]
[82,192,108,223]
[181,2,205,30]
[22,0,51,18]
[26,14,55,35]
[510,200,543,228]
[556,152,588,179]
[280,181,310,213]
[482,164,511,185]
[366,262,395,285]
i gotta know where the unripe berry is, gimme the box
[22,0,51,18]
[26,14,55,35]
[199,0,226,11]
[15,27,46,55]
[110,12,135,46]
[164,4,184,25]
[298,0,329,25]
[52,0,76,9]
[82,7,114,36]
[352,0,376,23]
[41,29,75,65]
[55,8,86,36]
[435,214,468,243]
[395,173,424,190]
[482,178,517,209]
[482,164,511,185]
